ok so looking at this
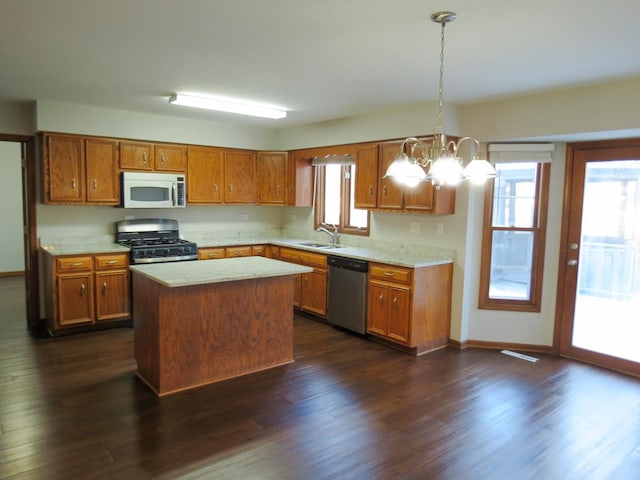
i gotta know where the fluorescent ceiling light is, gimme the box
[169,93,287,119]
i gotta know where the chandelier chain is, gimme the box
[437,20,446,133]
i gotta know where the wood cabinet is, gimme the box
[287,151,314,206]
[187,146,223,204]
[44,252,131,335]
[198,244,266,260]
[280,247,328,317]
[367,261,453,354]
[354,144,379,209]
[371,141,455,214]
[224,150,256,203]
[155,143,187,172]
[43,134,119,205]
[257,152,287,205]
[120,141,154,170]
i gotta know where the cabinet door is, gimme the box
[95,270,130,322]
[224,150,256,203]
[377,142,404,209]
[301,269,327,317]
[367,281,388,336]
[85,138,119,204]
[386,285,411,344]
[155,144,186,172]
[287,152,313,206]
[292,274,301,308]
[46,135,84,203]
[187,146,223,204]
[257,152,287,204]
[354,144,379,209]
[120,141,154,170]
[57,273,94,326]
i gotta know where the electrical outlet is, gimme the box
[240,214,248,221]
[436,223,444,235]
[410,222,420,234]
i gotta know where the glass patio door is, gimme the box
[557,140,640,375]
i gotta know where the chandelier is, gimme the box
[384,11,496,188]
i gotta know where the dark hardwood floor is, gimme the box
[1,275,640,479]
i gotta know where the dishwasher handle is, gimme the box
[327,255,369,273]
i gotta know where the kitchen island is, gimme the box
[129,256,312,396]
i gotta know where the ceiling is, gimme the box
[2,0,640,128]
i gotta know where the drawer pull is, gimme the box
[105,260,118,265]
[207,253,218,258]
[384,271,394,277]
[70,262,84,267]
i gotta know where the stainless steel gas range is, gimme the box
[115,218,198,264]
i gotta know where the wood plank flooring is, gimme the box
[1,275,640,479]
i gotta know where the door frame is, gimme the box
[0,133,39,330]
[553,137,640,376]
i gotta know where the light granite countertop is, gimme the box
[129,256,312,288]
[40,236,454,268]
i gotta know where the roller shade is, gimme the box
[488,144,555,163]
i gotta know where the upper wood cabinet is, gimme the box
[119,141,154,170]
[353,144,379,209]
[43,134,119,205]
[187,146,223,204]
[257,151,287,205]
[224,150,256,204]
[372,140,456,214]
[155,143,187,172]
[287,151,313,207]
[377,142,404,209]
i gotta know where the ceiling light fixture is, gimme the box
[384,11,495,187]
[169,93,287,119]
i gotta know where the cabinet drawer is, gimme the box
[251,245,266,256]
[198,248,225,260]
[225,246,253,258]
[56,256,93,272]
[95,254,129,270]
[280,248,327,268]
[369,263,412,285]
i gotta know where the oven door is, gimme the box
[122,172,185,208]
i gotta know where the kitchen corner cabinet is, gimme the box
[280,247,328,317]
[367,261,453,355]
[287,151,313,206]
[257,151,287,205]
[43,134,119,205]
[44,252,131,335]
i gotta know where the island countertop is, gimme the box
[129,256,312,288]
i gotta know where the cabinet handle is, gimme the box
[276,185,281,194]
[378,294,384,301]
[105,260,118,264]
[160,152,166,164]
[70,262,84,267]
[93,179,98,190]
[384,271,394,277]
[143,152,148,163]
[383,185,387,196]
[102,282,108,294]
[369,185,373,196]
[71,178,77,190]
[214,183,219,193]
[80,283,86,296]
[207,253,218,258]
[392,297,398,307]
[229,184,233,192]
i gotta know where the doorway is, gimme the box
[0,134,38,330]
[556,138,640,376]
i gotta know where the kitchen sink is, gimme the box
[295,241,347,249]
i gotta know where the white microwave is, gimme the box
[121,172,186,208]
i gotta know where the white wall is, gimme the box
[0,101,35,135]
[0,141,25,272]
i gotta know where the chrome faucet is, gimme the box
[316,224,340,245]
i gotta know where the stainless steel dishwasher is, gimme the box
[327,255,369,334]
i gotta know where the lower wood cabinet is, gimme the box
[280,247,328,317]
[198,244,267,260]
[367,261,453,354]
[44,253,131,335]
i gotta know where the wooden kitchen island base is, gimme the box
[131,258,310,396]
